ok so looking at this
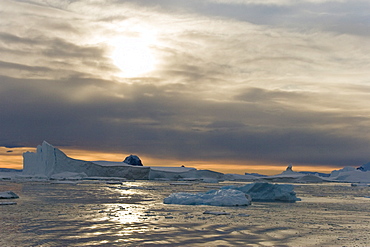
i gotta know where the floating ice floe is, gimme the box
[0,202,17,205]
[203,210,230,215]
[222,182,300,202]
[0,191,19,199]
[351,183,369,187]
[163,189,251,206]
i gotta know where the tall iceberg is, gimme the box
[22,141,150,179]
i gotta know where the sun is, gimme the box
[110,35,156,78]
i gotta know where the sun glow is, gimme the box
[110,33,157,78]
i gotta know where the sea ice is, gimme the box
[203,210,230,215]
[0,202,17,205]
[222,182,300,202]
[0,191,19,199]
[163,189,251,206]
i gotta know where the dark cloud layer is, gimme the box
[1,0,370,171]
[1,74,370,167]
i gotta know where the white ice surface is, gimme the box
[203,210,230,215]
[223,173,259,181]
[0,191,19,199]
[330,170,370,183]
[163,189,251,206]
[150,166,196,172]
[222,182,300,202]
[91,161,132,167]
[0,202,17,205]
[50,172,87,180]
[358,162,370,171]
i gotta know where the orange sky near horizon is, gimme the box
[0,146,344,175]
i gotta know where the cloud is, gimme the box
[1,0,370,171]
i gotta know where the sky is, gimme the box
[1,0,370,174]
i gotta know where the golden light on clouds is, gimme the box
[0,146,347,175]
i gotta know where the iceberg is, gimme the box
[23,141,150,179]
[163,189,251,206]
[222,182,300,202]
[203,210,230,215]
[329,166,356,178]
[149,167,224,181]
[22,141,226,181]
[20,141,370,183]
[0,202,17,205]
[223,173,259,181]
[357,162,370,171]
[330,169,370,183]
[123,155,143,166]
[259,164,327,183]
[0,191,19,199]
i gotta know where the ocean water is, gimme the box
[1,181,369,246]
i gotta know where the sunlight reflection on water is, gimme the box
[1,181,370,246]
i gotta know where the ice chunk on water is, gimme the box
[222,182,300,202]
[163,189,251,206]
[0,202,17,205]
[0,191,19,199]
[203,210,230,215]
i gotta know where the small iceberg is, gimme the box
[222,182,300,202]
[163,189,251,206]
[0,191,19,199]
[0,202,17,205]
[203,210,230,215]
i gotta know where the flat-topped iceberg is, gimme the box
[329,168,370,183]
[164,189,251,206]
[222,182,300,202]
[22,141,226,181]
